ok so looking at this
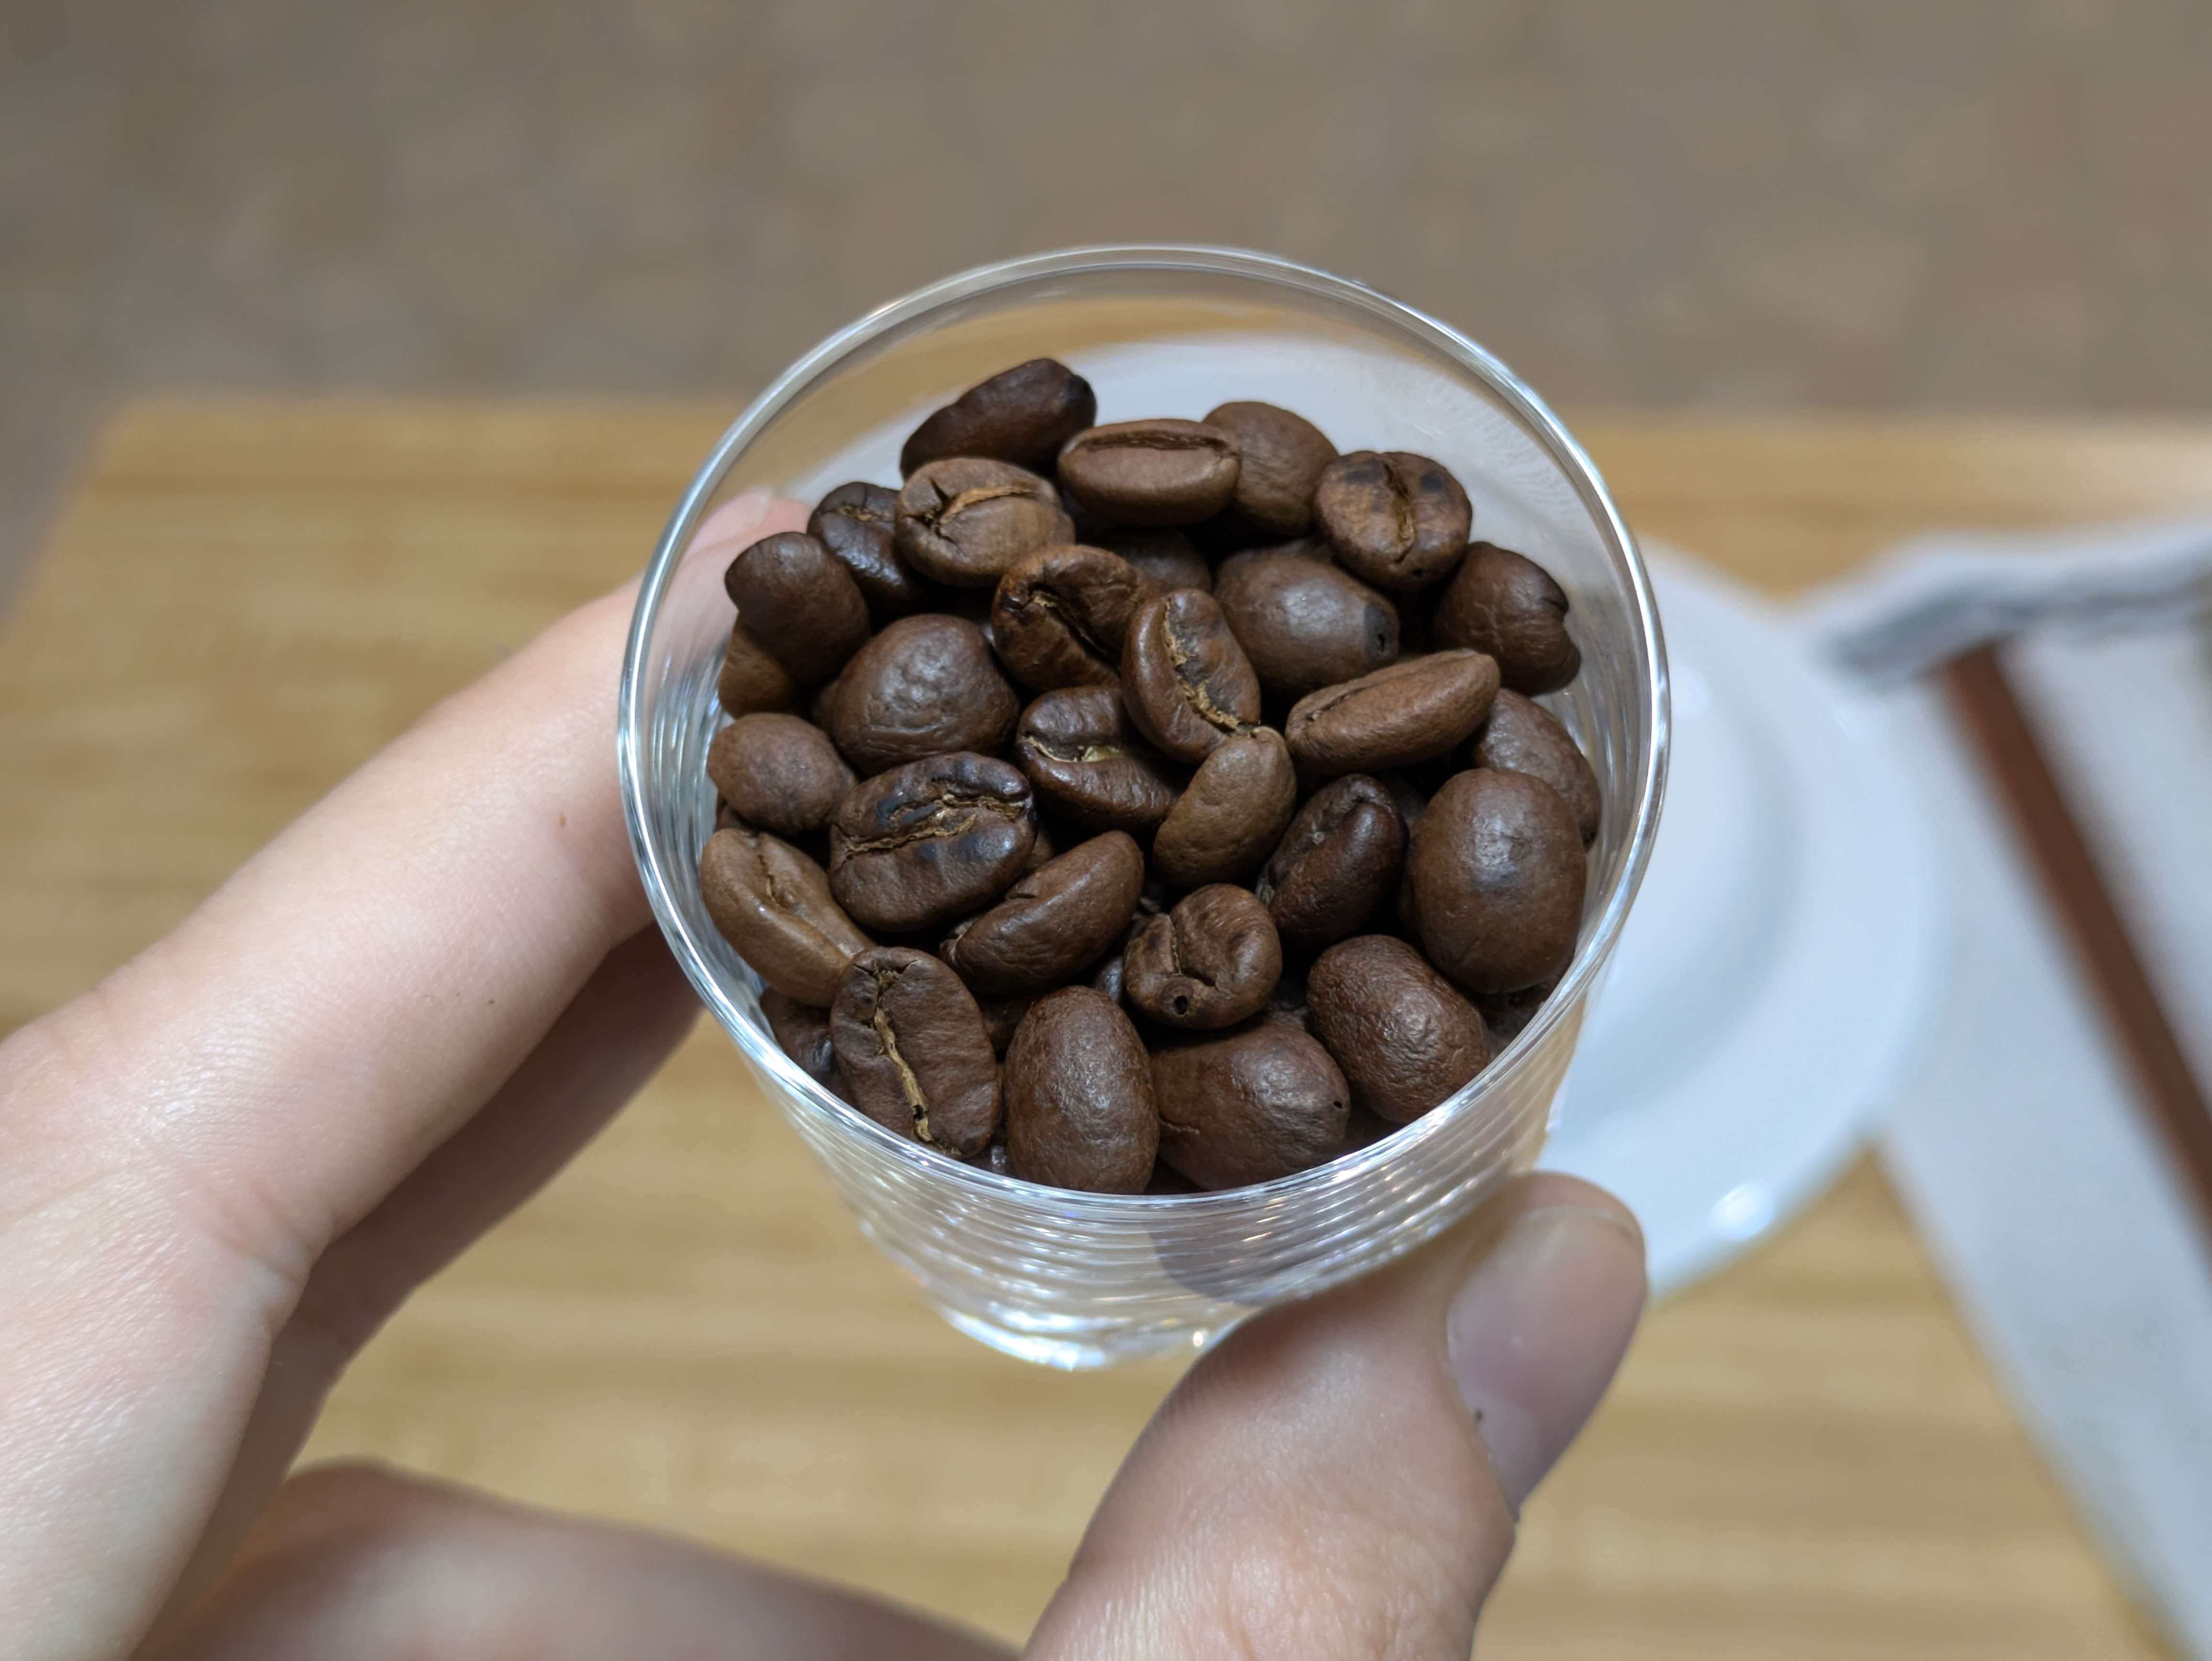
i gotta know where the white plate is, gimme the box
[1540,552,1949,1296]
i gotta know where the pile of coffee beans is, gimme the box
[699,357,1597,1196]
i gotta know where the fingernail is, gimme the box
[1447,1205,1647,1511]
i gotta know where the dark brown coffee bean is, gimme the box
[1409,768,1586,994]
[1256,774,1405,951]
[1213,547,1398,699]
[818,615,1018,776]
[1124,884,1282,1030]
[1436,543,1582,693]
[1057,419,1241,527]
[895,458,1072,588]
[706,713,855,839]
[941,831,1145,995]
[1313,451,1473,591]
[989,543,1147,691]
[1120,588,1263,763]
[1475,977,1557,1047]
[973,989,1043,1055]
[1264,958,1311,1031]
[1153,1020,1349,1189]
[1285,650,1501,774]
[722,532,872,687]
[1003,987,1158,1192]
[1090,947,1126,1005]
[830,947,999,1157]
[1473,688,1600,842]
[809,482,937,624]
[1203,401,1336,538]
[1150,727,1297,890]
[699,825,872,1006]
[1013,687,1182,834]
[828,753,1036,933]
[761,990,843,1095]
[1308,935,1490,1123]
[899,358,1097,476]
[717,624,800,717]
[1095,525,1212,595]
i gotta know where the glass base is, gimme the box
[940,1305,1235,1371]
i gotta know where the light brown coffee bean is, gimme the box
[1003,987,1158,1192]
[941,831,1145,995]
[722,532,872,686]
[989,543,1147,691]
[1058,419,1241,527]
[830,948,999,1156]
[699,825,872,1006]
[706,713,855,839]
[1120,588,1263,763]
[1153,1020,1349,1189]
[1472,688,1600,842]
[1124,884,1282,1030]
[1150,727,1298,890]
[1307,934,1490,1123]
[1436,543,1582,693]
[1284,650,1500,774]
[1203,401,1336,538]
[1408,768,1586,994]
[1313,450,1473,591]
[818,615,1018,776]
[895,457,1071,588]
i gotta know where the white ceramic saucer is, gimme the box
[1540,552,1948,1296]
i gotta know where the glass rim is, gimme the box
[619,243,1671,1217]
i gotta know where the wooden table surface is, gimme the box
[9,402,2211,1657]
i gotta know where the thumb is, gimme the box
[1027,1174,1645,1660]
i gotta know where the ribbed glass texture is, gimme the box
[619,247,1668,1367]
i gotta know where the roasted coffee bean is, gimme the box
[1124,884,1282,1030]
[1120,588,1263,763]
[1409,768,1586,994]
[762,990,842,1094]
[1436,543,1582,693]
[699,825,872,1006]
[1313,450,1473,591]
[1203,401,1336,538]
[1153,1020,1349,1189]
[895,458,1071,588]
[1308,934,1490,1123]
[1285,650,1501,774]
[900,358,1097,476]
[830,947,1000,1156]
[828,752,1036,933]
[1020,819,1060,874]
[809,482,937,623]
[706,713,855,839]
[717,624,800,717]
[715,797,743,833]
[818,615,1018,775]
[941,831,1145,994]
[1058,419,1241,527]
[722,532,872,686]
[1096,526,1212,595]
[1013,687,1182,834]
[1475,977,1556,1046]
[1264,958,1311,1031]
[1150,727,1297,890]
[1256,774,1405,951]
[989,543,1147,691]
[1473,688,1600,842]
[973,989,1044,1055]
[1003,987,1159,1192]
[1090,946,1126,1005]
[1213,546,1398,699]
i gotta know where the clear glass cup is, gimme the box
[619,246,1668,1368]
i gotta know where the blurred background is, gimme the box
[7,0,2212,607]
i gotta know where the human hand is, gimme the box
[0,492,1645,1659]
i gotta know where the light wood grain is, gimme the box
[8,401,2208,1656]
